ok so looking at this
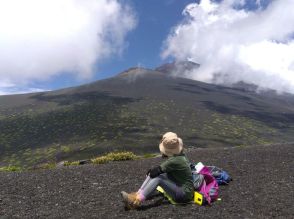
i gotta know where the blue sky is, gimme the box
[40,0,198,90]
[2,0,294,94]
[38,0,272,90]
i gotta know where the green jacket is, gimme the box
[160,153,194,201]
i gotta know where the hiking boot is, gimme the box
[121,191,141,210]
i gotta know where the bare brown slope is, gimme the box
[0,143,293,218]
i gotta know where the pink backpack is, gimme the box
[197,165,219,204]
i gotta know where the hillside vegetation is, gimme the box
[1,64,294,167]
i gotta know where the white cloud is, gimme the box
[162,0,294,93]
[0,81,47,95]
[0,0,136,94]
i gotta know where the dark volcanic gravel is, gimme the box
[0,144,293,219]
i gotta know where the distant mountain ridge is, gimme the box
[1,61,294,167]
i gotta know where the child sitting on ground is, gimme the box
[121,132,194,209]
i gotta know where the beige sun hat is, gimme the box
[159,132,183,157]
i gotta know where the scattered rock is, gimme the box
[79,160,91,165]
[56,161,66,168]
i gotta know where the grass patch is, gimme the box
[141,153,157,158]
[64,161,80,166]
[0,151,141,171]
[0,165,22,172]
[38,162,57,169]
[91,151,138,164]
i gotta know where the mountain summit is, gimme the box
[155,61,200,75]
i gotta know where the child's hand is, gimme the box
[162,154,168,158]
[149,166,164,178]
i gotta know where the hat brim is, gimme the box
[159,138,183,157]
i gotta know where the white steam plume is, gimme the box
[0,0,136,94]
[162,0,294,93]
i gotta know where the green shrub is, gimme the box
[91,156,112,164]
[91,151,138,164]
[61,146,71,153]
[39,163,57,169]
[0,165,22,172]
[107,151,138,161]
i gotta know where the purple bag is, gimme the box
[197,165,219,204]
